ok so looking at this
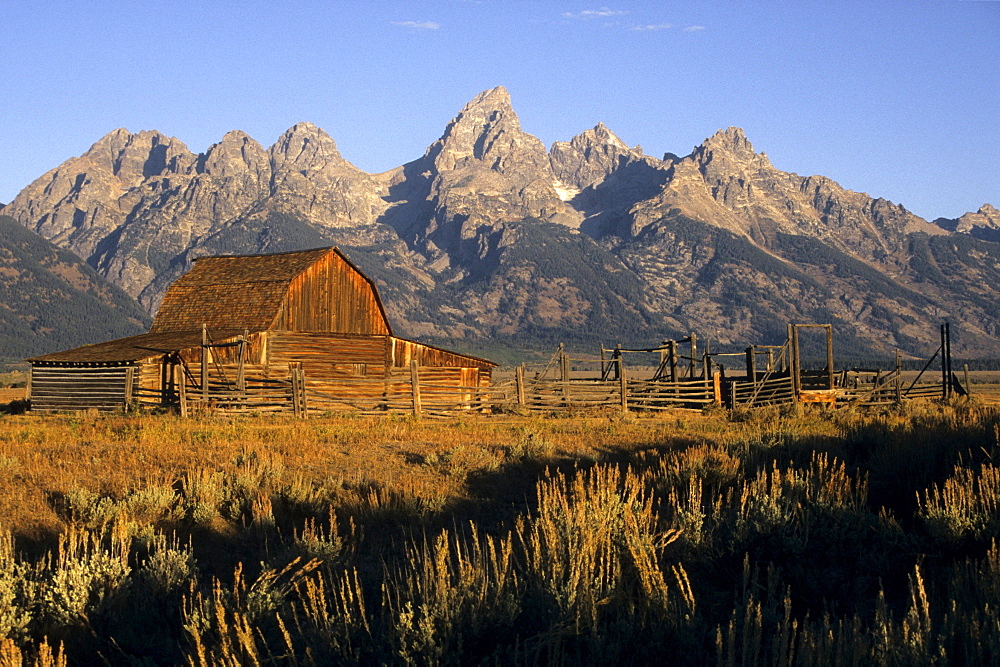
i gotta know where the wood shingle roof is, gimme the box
[148,247,389,334]
[28,330,242,364]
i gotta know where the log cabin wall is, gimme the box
[272,252,391,335]
[30,364,136,411]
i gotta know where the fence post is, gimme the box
[791,325,801,401]
[516,365,526,406]
[124,367,135,411]
[201,323,209,403]
[713,373,722,405]
[895,349,902,404]
[689,334,698,379]
[291,364,302,418]
[410,359,422,418]
[298,366,308,417]
[945,322,953,399]
[178,364,188,418]
[825,324,835,391]
[941,324,948,400]
[619,359,628,414]
[560,345,570,406]
[667,340,677,383]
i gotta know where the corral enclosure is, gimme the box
[25,246,967,417]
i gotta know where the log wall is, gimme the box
[30,366,134,411]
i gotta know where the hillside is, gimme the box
[0,216,149,363]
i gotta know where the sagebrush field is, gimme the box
[2,401,1000,664]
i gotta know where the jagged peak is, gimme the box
[217,129,256,144]
[272,122,338,146]
[269,122,344,167]
[979,203,998,216]
[198,130,268,177]
[572,122,630,151]
[701,127,755,155]
[463,86,512,111]
[83,128,182,157]
[424,87,548,171]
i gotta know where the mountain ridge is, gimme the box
[3,86,998,359]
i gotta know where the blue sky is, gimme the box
[1,0,997,221]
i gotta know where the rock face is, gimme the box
[936,204,1000,243]
[5,87,1000,358]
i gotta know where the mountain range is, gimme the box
[3,86,999,361]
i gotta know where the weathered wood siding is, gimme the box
[30,365,134,411]
[266,332,389,378]
[274,253,390,335]
[389,338,493,382]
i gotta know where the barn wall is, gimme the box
[275,253,390,335]
[30,365,134,411]
[266,332,389,379]
[389,338,494,376]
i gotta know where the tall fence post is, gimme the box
[201,323,209,403]
[560,344,570,406]
[619,358,628,414]
[297,365,308,417]
[516,365,526,406]
[689,333,698,379]
[178,364,188,418]
[790,324,801,402]
[941,324,948,400]
[895,349,902,404]
[667,340,678,383]
[945,322,953,399]
[291,363,303,418]
[410,359,422,418]
[713,373,722,406]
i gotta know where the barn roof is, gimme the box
[149,247,392,334]
[27,330,243,365]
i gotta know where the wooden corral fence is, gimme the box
[132,358,503,418]
[25,323,970,417]
[500,343,721,414]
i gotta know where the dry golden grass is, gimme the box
[1,400,1000,663]
[0,410,776,540]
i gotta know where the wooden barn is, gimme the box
[28,247,496,413]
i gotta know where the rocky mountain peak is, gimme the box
[550,122,657,192]
[84,128,195,183]
[936,202,1000,242]
[268,123,346,175]
[426,86,548,174]
[695,127,769,167]
[199,130,269,180]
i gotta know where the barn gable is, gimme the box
[150,247,391,335]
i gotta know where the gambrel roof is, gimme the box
[149,247,392,335]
